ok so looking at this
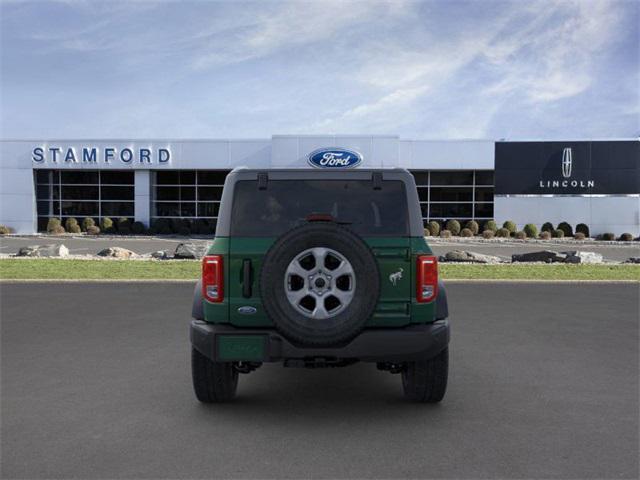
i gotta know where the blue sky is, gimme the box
[1,0,638,139]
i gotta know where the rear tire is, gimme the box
[402,347,448,403]
[191,348,238,403]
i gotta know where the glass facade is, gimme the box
[151,170,230,229]
[410,170,494,226]
[35,170,134,231]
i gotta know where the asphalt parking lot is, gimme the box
[1,282,638,479]
[1,235,638,261]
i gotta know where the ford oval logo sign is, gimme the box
[307,148,362,169]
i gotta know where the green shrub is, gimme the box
[445,219,461,236]
[541,222,554,233]
[440,229,452,238]
[552,229,565,238]
[194,219,210,235]
[496,228,510,238]
[131,221,146,235]
[502,220,517,234]
[464,220,479,235]
[86,225,100,235]
[482,229,495,239]
[557,221,573,237]
[0,224,13,234]
[618,233,633,241]
[50,225,65,235]
[423,227,431,237]
[428,221,441,237]
[81,217,95,231]
[116,217,131,234]
[484,220,497,232]
[68,224,81,234]
[152,218,172,235]
[574,232,586,240]
[523,223,538,238]
[100,217,114,233]
[46,218,61,233]
[598,232,615,241]
[460,228,473,237]
[515,230,527,240]
[575,223,590,237]
[539,231,551,240]
[64,217,78,230]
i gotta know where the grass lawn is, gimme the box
[0,259,638,281]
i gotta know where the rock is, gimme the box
[96,247,136,258]
[440,250,502,264]
[562,251,604,264]
[511,250,567,263]
[151,250,169,259]
[17,244,69,257]
[174,243,208,259]
[624,257,640,264]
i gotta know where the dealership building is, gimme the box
[0,136,638,235]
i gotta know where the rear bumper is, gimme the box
[190,320,450,363]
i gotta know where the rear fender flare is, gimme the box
[192,280,204,320]
[435,281,448,320]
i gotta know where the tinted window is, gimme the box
[231,180,409,236]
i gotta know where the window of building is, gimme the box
[151,170,230,230]
[410,170,494,227]
[35,170,134,231]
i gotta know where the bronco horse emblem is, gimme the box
[389,268,403,286]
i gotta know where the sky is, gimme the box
[1,0,638,140]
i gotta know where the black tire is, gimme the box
[191,348,238,403]
[260,222,380,347]
[402,348,448,403]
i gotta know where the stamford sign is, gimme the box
[307,147,362,168]
[32,146,171,165]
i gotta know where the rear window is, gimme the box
[230,180,409,237]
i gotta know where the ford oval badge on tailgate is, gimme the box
[308,148,362,169]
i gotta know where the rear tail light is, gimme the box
[416,255,438,303]
[202,255,223,303]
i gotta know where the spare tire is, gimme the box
[260,222,380,347]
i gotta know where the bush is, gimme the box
[599,232,615,241]
[523,223,538,238]
[131,221,146,235]
[81,217,95,231]
[100,217,114,233]
[618,233,633,242]
[482,229,495,239]
[86,225,100,235]
[0,224,13,234]
[116,217,131,234]
[428,221,441,237]
[502,220,517,234]
[575,223,590,237]
[152,218,172,235]
[50,225,65,235]
[464,220,479,235]
[46,218,61,233]
[65,217,78,230]
[484,220,497,232]
[573,232,586,240]
[68,224,81,234]
[557,221,573,237]
[460,228,474,237]
[445,219,461,236]
[496,228,510,238]
[194,218,210,235]
[541,222,554,233]
[423,227,431,237]
[515,230,527,240]
[539,231,551,240]
[440,229,452,238]
[552,229,565,238]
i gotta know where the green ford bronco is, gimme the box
[190,168,450,403]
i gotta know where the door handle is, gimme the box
[242,259,252,298]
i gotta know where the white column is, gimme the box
[134,170,151,226]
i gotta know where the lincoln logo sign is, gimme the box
[308,148,362,168]
[539,147,594,189]
[32,146,171,165]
